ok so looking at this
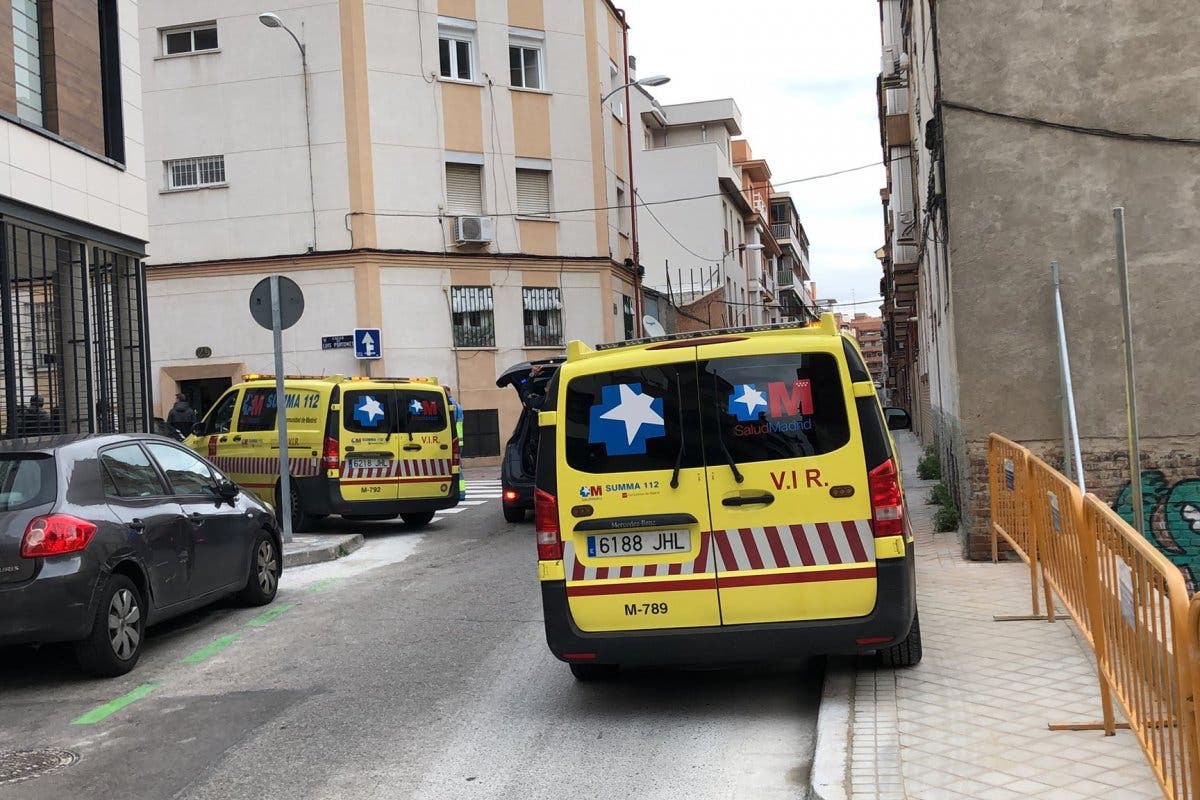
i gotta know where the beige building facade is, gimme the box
[142,0,637,462]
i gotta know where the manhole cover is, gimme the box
[0,749,78,785]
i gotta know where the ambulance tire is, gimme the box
[401,511,435,527]
[879,610,922,667]
[569,663,619,682]
[281,481,318,533]
[503,506,525,523]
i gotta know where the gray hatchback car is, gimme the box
[0,434,281,676]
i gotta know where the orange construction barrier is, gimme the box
[987,435,1045,619]
[1084,496,1199,800]
[1026,454,1093,639]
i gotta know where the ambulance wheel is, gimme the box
[401,511,435,527]
[879,610,923,667]
[569,663,619,682]
[503,506,525,523]
[281,482,318,533]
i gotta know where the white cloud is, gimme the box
[620,0,885,309]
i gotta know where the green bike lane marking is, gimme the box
[181,633,242,665]
[246,602,295,627]
[306,577,341,594]
[71,683,159,725]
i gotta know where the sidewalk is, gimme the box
[812,431,1161,800]
[282,533,364,568]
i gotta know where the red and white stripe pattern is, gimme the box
[340,458,453,480]
[213,456,321,478]
[563,533,712,581]
[563,519,875,583]
[711,520,875,572]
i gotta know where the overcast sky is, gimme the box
[619,1,885,313]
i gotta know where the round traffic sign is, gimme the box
[249,276,305,330]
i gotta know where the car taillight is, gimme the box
[504,489,518,502]
[868,458,904,538]
[322,436,340,471]
[21,515,97,558]
[534,488,562,561]
[451,432,461,467]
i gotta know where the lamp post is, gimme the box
[602,65,669,338]
[259,12,317,253]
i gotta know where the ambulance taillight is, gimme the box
[534,489,562,561]
[868,458,904,538]
[322,436,340,471]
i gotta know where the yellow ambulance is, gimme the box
[533,314,919,679]
[186,375,461,529]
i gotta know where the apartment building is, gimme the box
[768,192,815,322]
[877,0,1200,569]
[848,313,883,383]
[729,139,780,322]
[0,0,150,437]
[141,0,637,462]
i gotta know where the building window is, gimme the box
[522,287,562,347]
[461,409,500,458]
[445,162,484,214]
[622,296,634,340]
[161,23,219,56]
[615,185,630,234]
[608,62,623,120]
[12,0,44,125]
[164,156,226,190]
[515,168,551,216]
[438,18,475,81]
[450,286,494,348]
[509,30,544,90]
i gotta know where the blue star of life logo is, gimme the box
[727,383,768,422]
[354,395,385,427]
[587,383,666,456]
[579,486,592,498]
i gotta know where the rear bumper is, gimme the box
[0,557,96,646]
[541,542,917,666]
[297,475,460,517]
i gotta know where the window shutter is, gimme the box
[446,164,483,214]
[451,286,494,313]
[516,169,550,216]
[522,287,561,311]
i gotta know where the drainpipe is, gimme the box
[617,10,643,336]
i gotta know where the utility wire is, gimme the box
[941,100,1200,146]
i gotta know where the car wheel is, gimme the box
[879,610,923,667]
[237,532,280,606]
[400,511,435,527]
[285,483,317,533]
[569,662,619,682]
[503,506,525,523]
[74,574,145,677]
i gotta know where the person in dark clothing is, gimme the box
[14,395,54,437]
[166,393,196,435]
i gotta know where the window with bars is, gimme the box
[515,168,551,217]
[522,287,562,347]
[165,156,226,190]
[12,0,44,125]
[509,32,544,90]
[450,286,495,348]
[438,19,475,81]
[161,23,219,56]
[445,162,484,214]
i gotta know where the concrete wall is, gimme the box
[926,0,1200,558]
[0,0,147,242]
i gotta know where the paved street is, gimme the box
[0,476,821,800]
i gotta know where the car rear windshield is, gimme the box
[342,389,447,434]
[563,362,704,475]
[699,352,850,463]
[0,455,56,511]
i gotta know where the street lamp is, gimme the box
[603,70,670,338]
[259,11,317,253]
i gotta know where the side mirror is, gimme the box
[884,407,911,431]
[191,422,206,437]
[216,479,240,501]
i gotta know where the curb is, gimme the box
[282,534,365,568]
[809,657,853,800]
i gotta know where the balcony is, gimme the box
[771,222,795,242]
[776,267,793,288]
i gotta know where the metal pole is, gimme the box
[270,276,294,543]
[1051,262,1085,491]
[1113,208,1143,536]
[618,13,642,337]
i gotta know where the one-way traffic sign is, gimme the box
[354,328,382,360]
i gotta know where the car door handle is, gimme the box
[722,493,775,507]
[232,435,242,441]
[402,444,422,452]
[128,518,145,533]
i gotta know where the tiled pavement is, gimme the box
[817,431,1162,800]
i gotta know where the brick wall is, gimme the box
[675,288,726,333]
[957,434,1200,591]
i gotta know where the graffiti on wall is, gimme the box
[1113,470,1199,593]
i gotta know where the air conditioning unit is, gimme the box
[455,215,494,244]
[881,46,899,78]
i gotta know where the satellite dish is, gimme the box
[643,315,667,337]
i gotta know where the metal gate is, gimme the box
[0,218,149,439]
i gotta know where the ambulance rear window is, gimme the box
[342,390,447,434]
[699,352,850,463]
